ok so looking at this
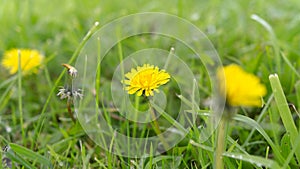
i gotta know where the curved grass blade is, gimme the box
[251,14,281,72]
[269,74,300,163]
[144,155,182,169]
[233,114,285,164]
[9,143,51,167]
[224,152,281,169]
[6,148,35,169]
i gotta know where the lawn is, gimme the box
[1,0,300,168]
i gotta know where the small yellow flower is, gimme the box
[217,64,267,107]
[122,64,171,96]
[1,49,44,75]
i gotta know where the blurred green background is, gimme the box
[1,0,300,168]
[1,0,300,73]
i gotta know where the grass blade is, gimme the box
[233,114,285,164]
[6,149,35,169]
[224,152,281,169]
[150,101,187,133]
[282,130,300,168]
[281,52,300,78]
[251,14,281,73]
[269,74,300,163]
[10,143,51,167]
[144,155,182,169]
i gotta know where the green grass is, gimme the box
[1,0,300,168]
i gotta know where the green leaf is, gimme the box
[233,114,285,164]
[224,152,281,169]
[280,133,291,158]
[144,155,182,169]
[269,74,300,163]
[6,149,35,169]
[282,131,300,168]
[150,101,187,134]
[251,14,281,72]
[9,143,51,167]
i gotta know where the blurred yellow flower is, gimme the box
[1,49,44,75]
[122,64,170,96]
[217,64,266,107]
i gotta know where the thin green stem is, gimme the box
[18,50,25,145]
[163,47,175,70]
[150,101,187,133]
[67,100,76,123]
[149,103,170,151]
[95,37,101,109]
[133,95,139,138]
[215,116,227,169]
[65,66,77,123]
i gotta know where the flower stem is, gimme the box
[18,50,26,145]
[149,104,170,151]
[215,115,227,169]
[67,100,76,123]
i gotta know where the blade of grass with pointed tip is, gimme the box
[269,74,300,163]
[189,140,214,152]
[251,14,281,72]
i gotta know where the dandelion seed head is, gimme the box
[57,87,83,100]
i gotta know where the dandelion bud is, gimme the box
[62,64,78,78]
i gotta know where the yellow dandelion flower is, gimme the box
[217,64,267,107]
[1,49,44,75]
[122,64,171,96]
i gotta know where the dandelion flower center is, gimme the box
[1,49,44,75]
[122,64,170,96]
[217,64,267,107]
